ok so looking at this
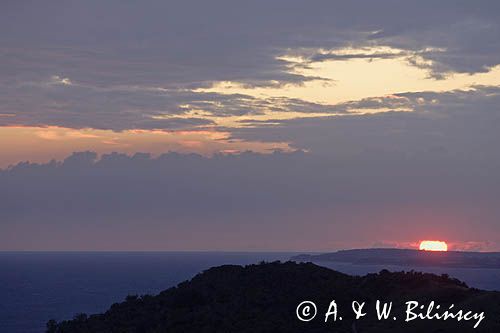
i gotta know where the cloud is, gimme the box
[1,145,500,250]
[2,1,500,130]
[2,1,500,88]
[0,76,350,130]
[369,17,500,77]
[1,1,500,250]
[309,51,404,63]
[229,86,500,162]
[2,82,500,250]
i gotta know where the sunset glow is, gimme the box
[1,0,499,253]
[419,240,448,252]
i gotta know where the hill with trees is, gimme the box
[47,261,500,332]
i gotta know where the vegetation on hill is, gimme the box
[47,261,500,332]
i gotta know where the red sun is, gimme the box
[419,240,448,251]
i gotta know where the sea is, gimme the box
[1,252,500,333]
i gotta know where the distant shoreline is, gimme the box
[293,248,500,269]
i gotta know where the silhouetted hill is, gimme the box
[47,262,500,332]
[293,248,500,268]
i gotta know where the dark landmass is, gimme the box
[293,248,500,269]
[47,261,500,332]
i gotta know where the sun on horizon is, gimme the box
[419,240,448,252]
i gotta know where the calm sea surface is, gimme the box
[1,252,499,333]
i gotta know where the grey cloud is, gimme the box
[2,1,500,130]
[1,0,499,89]
[0,79,217,130]
[1,148,499,250]
[370,17,500,77]
[0,77,347,130]
[2,0,500,250]
[2,86,500,250]
[309,51,404,63]
[230,86,500,163]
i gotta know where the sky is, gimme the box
[1,0,500,251]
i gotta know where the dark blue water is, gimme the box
[1,252,499,333]
[0,252,293,333]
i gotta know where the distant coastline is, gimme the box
[292,248,500,269]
